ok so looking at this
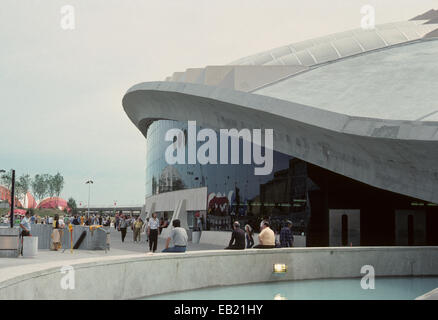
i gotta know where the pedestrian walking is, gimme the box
[119,214,128,243]
[148,213,159,252]
[133,217,143,243]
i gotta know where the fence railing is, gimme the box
[0,224,109,251]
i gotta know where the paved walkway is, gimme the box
[0,228,224,270]
[109,227,224,253]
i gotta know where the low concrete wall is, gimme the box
[1,246,437,300]
[0,227,20,257]
[198,231,232,246]
[416,287,438,300]
[417,287,438,300]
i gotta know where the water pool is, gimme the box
[144,277,438,300]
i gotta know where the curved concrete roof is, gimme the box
[123,13,438,204]
[123,81,438,204]
[255,39,438,121]
[228,20,438,66]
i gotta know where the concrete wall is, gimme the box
[1,246,437,300]
[144,187,207,215]
[395,210,426,246]
[417,287,438,300]
[144,188,207,239]
[0,227,20,257]
[329,209,360,246]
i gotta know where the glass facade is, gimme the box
[145,120,438,246]
[145,120,316,232]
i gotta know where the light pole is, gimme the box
[85,180,94,219]
[0,169,15,228]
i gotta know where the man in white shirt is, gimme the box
[147,213,159,253]
[19,211,32,256]
[162,219,188,253]
[20,211,32,236]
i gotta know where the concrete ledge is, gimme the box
[198,231,232,246]
[416,287,438,300]
[1,246,437,299]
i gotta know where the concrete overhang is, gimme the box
[123,81,438,204]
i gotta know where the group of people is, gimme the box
[225,220,294,250]
[0,212,114,228]
[13,208,295,255]
[115,211,188,254]
[18,210,68,253]
[115,210,296,254]
[69,214,113,227]
[145,212,188,253]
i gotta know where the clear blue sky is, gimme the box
[0,0,435,206]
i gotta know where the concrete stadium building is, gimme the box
[123,10,438,247]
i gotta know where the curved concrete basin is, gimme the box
[1,247,438,299]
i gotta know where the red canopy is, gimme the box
[8,209,27,216]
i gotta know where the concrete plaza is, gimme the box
[0,227,224,270]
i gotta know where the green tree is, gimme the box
[16,174,31,207]
[48,173,64,207]
[32,174,48,201]
[46,174,56,198]
[67,197,77,214]
[53,173,64,199]
[0,169,13,190]
[41,174,52,198]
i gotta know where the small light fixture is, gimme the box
[274,293,287,300]
[273,263,287,273]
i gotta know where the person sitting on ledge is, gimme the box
[225,221,246,250]
[162,219,188,253]
[254,221,276,249]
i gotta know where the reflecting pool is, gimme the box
[143,277,438,300]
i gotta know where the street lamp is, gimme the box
[85,180,94,219]
[0,169,15,228]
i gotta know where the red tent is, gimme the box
[37,197,70,212]
[8,209,27,216]
[0,185,23,207]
